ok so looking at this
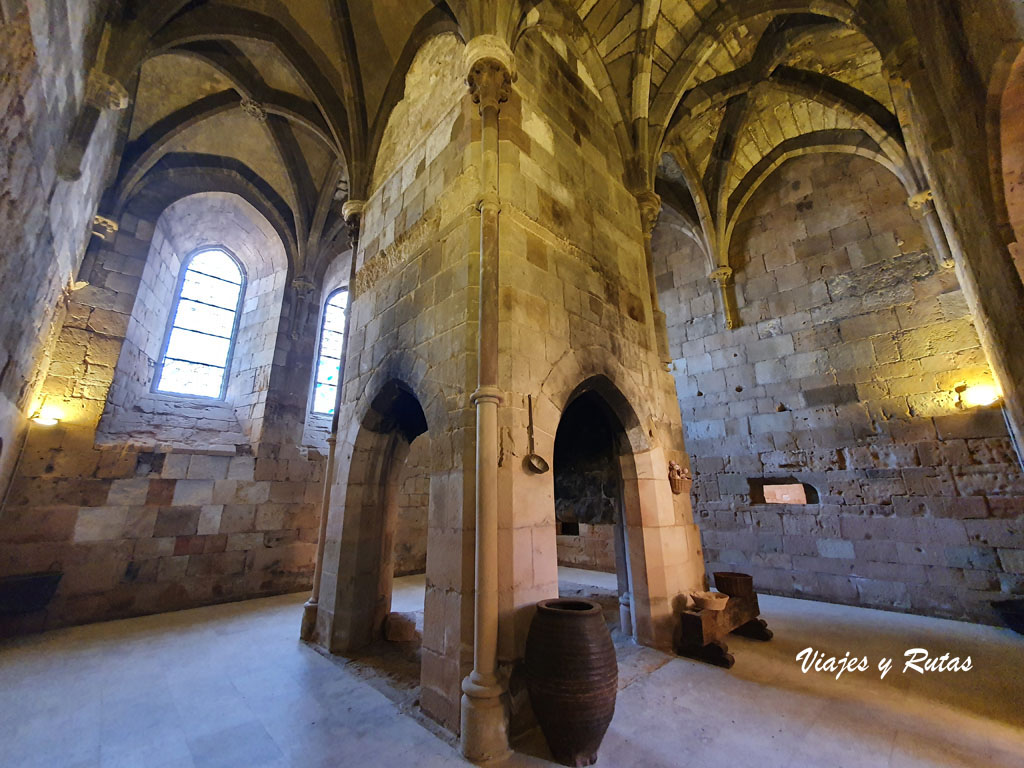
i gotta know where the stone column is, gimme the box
[301,200,363,641]
[908,189,955,269]
[613,519,634,639]
[461,36,514,763]
[637,191,671,363]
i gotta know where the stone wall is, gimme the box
[0,0,119,494]
[0,192,324,636]
[904,0,1024,463]
[556,523,617,573]
[493,27,703,659]
[393,433,429,576]
[1,438,323,636]
[655,152,1024,623]
[105,215,179,420]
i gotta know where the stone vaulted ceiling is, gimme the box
[95,0,918,283]
[104,0,457,283]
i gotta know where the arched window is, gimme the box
[155,249,244,399]
[312,289,349,414]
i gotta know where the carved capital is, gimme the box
[465,34,515,112]
[91,214,119,241]
[709,266,734,286]
[710,265,740,329]
[636,190,662,234]
[240,98,268,122]
[907,188,934,211]
[85,69,129,111]
[291,275,315,296]
[289,275,316,339]
[467,58,513,112]
[342,199,365,249]
[465,35,515,76]
[341,199,364,222]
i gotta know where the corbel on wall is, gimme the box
[709,265,740,330]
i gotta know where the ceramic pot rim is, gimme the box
[536,598,603,616]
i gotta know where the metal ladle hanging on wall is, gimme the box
[524,394,549,474]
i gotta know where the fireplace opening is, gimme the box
[333,379,429,690]
[554,390,630,633]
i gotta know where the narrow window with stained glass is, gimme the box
[155,249,243,398]
[312,289,348,414]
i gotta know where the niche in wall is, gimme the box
[748,478,820,505]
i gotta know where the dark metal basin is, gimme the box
[991,598,1024,636]
[0,572,63,614]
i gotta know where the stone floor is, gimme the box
[1,571,1022,767]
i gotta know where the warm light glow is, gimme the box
[961,383,1001,409]
[31,405,63,427]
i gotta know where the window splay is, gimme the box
[311,289,349,414]
[155,249,243,399]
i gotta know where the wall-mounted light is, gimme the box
[954,382,1002,410]
[30,405,63,427]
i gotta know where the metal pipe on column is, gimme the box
[460,35,514,764]
[301,200,364,641]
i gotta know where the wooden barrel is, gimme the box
[524,598,617,767]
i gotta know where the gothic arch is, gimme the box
[538,346,653,456]
[365,10,465,179]
[342,348,450,453]
[325,379,430,653]
[723,131,914,262]
[119,153,298,272]
[513,1,634,179]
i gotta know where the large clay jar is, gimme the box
[524,598,618,767]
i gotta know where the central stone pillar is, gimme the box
[461,35,515,763]
[312,27,705,745]
[301,201,363,642]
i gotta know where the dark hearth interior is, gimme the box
[553,392,622,527]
